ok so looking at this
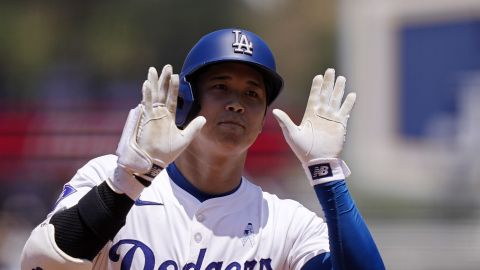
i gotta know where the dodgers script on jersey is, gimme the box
[47,155,330,270]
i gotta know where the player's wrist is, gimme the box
[107,166,150,200]
[303,158,351,186]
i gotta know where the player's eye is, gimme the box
[212,84,227,90]
[245,90,259,98]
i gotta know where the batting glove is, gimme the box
[273,68,355,185]
[109,65,206,199]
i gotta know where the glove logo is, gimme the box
[308,163,333,180]
[232,30,253,55]
[144,164,163,179]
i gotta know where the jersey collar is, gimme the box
[166,163,241,202]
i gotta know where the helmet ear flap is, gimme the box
[176,68,204,128]
[176,96,184,111]
[177,82,201,129]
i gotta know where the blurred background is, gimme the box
[0,0,479,269]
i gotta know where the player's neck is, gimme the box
[174,148,246,195]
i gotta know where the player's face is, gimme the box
[193,62,267,154]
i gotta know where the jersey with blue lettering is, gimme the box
[50,154,330,270]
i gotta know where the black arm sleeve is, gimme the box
[50,182,134,260]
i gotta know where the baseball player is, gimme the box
[21,28,385,269]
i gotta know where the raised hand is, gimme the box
[112,65,206,199]
[137,65,206,175]
[273,68,355,184]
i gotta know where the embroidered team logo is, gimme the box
[232,30,253,55]
[241,222,255,247]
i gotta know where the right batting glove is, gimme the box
[108,65,206,199]
[273,68,355,185]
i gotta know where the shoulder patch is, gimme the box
[53,184,77,208]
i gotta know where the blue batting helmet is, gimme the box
[176,28,284,127]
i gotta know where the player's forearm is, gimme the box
[50,181,134,260]
[314,180,385,270]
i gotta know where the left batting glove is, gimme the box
[111,65,206,199]
[273,68,355,185]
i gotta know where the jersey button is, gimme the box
[194,233,202,243]
[196,214,205,222]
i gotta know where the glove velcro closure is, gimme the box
[303,158,351,186]
[134,163,164,182]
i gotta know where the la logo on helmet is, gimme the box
[232,30,253,55]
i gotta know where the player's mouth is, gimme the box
[218,120,245,129]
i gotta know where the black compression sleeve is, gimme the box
[50,182,134,260]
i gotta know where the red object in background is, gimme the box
[245,115,294,176]
[0,103,123,181]
[0,102,297,181]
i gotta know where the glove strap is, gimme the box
[134,163,164,182]
[303,158,351,186]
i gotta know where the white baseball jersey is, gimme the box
[49,155,330,270]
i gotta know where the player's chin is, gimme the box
[214,132,256,152]
[215,123,246,137]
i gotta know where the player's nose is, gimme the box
[225,101,245,113]
[224,84,246,113]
